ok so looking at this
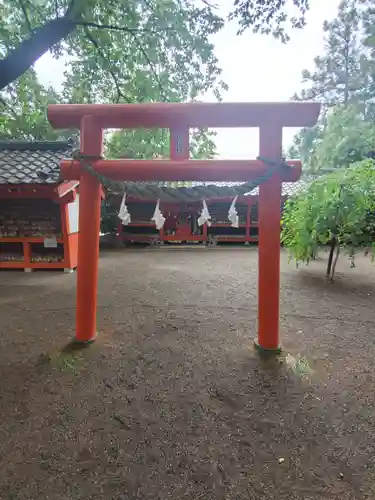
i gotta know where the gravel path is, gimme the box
[1,247,375,499]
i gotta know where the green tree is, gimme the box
[0,0,226,153]
[0,70,70,140]
[358,0,375,119]
[0,0,313,93]
[293,0,363,105]
[106,128,216,160]
[288,1,375,169]
[281,159,375,281]
[287,124,324,167]
[311,105,375,170]
[0,0,227,101]
[289,105,375,172]
[230,0,309,42]
[105,129,170,159]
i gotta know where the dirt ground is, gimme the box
[1,247,375,500]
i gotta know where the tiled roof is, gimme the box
[0,139,76,185]
[0,141,314,197]
[191,175,314,197]
[249,175,314,196]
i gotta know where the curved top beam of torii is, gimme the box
[48,102,321,130]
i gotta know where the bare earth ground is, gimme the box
[1,247,375,500]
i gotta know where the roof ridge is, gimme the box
[0,138,77,152]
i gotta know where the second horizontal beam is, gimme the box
[60,159,302,182]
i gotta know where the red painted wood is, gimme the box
[60,159,302,183]
[0,191,77,270]
[170,127,189,160]
[0,261,67,269]
[48,102,321,129]
[75,117,103,342]
[0,236,64,243]
[163,234,205,242]
[48,101,321,348]
[0,185,56,198]
[61,203,71,268]
[56,181,79,198]
[246,200,251,238]
[164,125,196,242]
[258,125,283,350]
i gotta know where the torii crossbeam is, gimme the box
[48,102,320,353]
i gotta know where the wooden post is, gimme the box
[245,199,251,241]
[256,125,283,353]
[169,127,190,239]
[75,116,103,343]
[23,241,31,269]
[203,220,208,243]
[61,203,72,269]
[159,224,165,244]
[117,222,123,244]
[170,127,189,161]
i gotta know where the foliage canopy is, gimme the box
[281,160,375,278]
[0,0,225,154]
[289,105,375,172]
[289,0,375,170]
[0,0,312,94]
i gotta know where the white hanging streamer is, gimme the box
[197,199,212,227]
[228,195,239,228]
[118,193,131,226]
[152,199,166,230]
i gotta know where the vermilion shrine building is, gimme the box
[107,177,311,245]
[0,140,79,271]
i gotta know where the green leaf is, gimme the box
[282,159,375,271]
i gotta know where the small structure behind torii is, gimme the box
[48,101,320,353]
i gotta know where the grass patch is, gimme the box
[38,351,85,373]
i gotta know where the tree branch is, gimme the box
[329,243,340,282]
[0,17,76,90]
[76,20,172,33]
[0,97,20,119]
[84,27,132,104]
[18,0,32,31]
[66,0,77,16]
[200,0,219,8]
[0,5,169,94]
[66,0,85,18]
[125,30,167,102]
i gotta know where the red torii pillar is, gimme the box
[48,102,320,352]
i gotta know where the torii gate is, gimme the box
[48,102,320,353]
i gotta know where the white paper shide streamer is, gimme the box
[228,195,239,228]
[197,199,212,227]
[152,199,166,229]
[118,193,131,226]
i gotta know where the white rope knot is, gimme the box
[228,195,239,228]
[118,193,131,225]
[197,199,212,227]
[152,199,166,229]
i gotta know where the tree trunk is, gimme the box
[343,24,350,106]
[329,244,340,282]
[326,238,336,277]
[0,17,77,90]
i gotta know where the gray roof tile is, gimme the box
[249,175,315,196]
[0,139,76,185]
[191,175,314,197]
[0,141,313,197]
